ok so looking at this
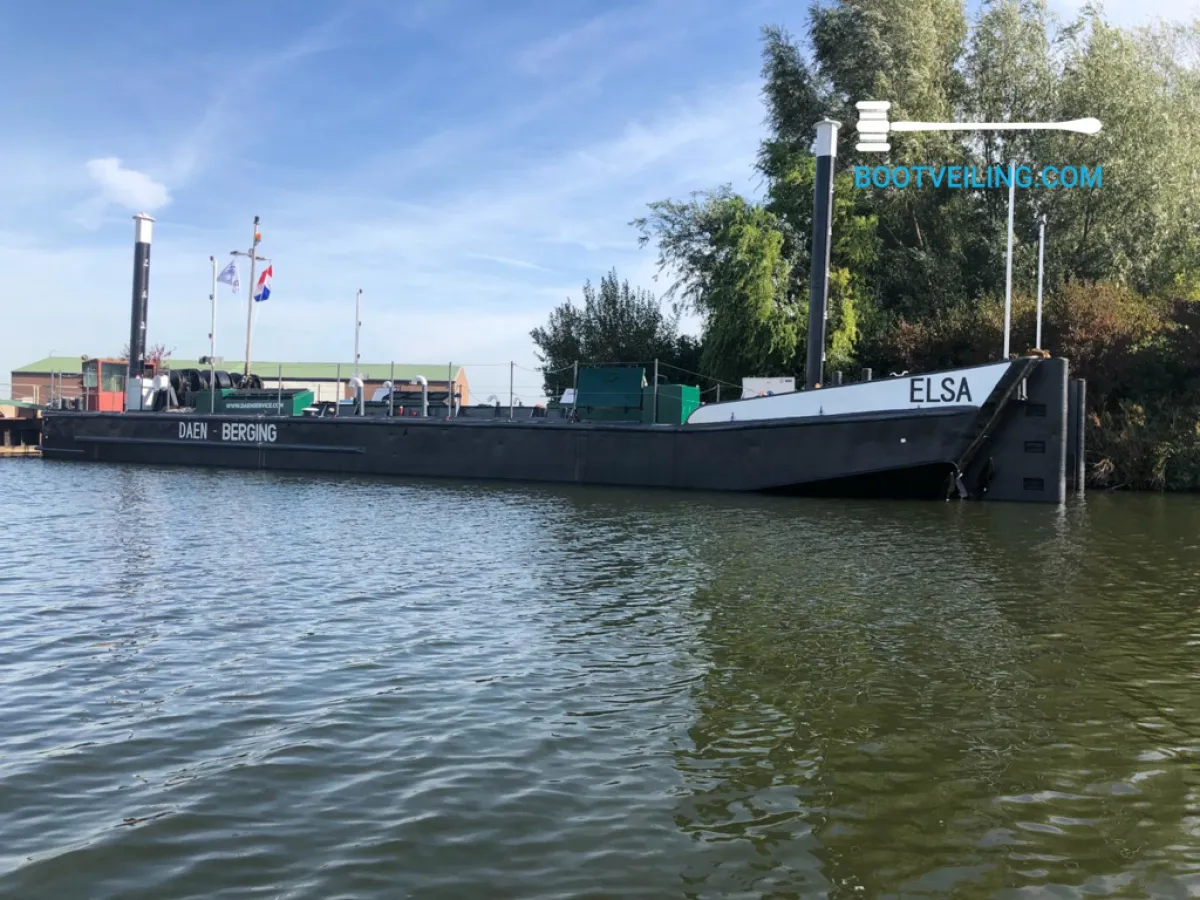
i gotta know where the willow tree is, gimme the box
[1045,14,1200,296]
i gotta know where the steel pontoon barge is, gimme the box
[42,355,1075,503]
[39,117,1081,503]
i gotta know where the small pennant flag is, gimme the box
[254,265,272,302]
[217,259,240,293]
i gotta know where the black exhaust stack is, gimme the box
[127,213,155,411]
[805,119,840,391]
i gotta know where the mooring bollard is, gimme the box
[1069,378,1087,493]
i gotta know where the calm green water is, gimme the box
[1,461,1198,899]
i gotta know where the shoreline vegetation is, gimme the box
[532,0,1200,492]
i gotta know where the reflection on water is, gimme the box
[0,461,1197,898]
[670,498,1200,897]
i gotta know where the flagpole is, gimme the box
[230,216,265,378]
[209,255,217,413]
[243,216,259,377]
[354,288,362,378]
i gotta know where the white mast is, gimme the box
[354,288,362,378]
[209,255,217,412]
[230,216,266,376]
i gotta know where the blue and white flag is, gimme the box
[217,259,240,293]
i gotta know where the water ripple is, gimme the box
[1,463,1199,897]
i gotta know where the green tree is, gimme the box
[529,304,583,398]
[808,0,966,173]
[633,169,875,386]
[763,156,878,375]
[634,192,798,386]
[624,5,1200,489]
[529,269,696,397]
[1045,14,1200,295]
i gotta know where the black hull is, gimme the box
[41,358,1070,503]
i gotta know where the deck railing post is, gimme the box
[336,363,341,417]
[389,362,395,417]
[652,359,659,424]
[571,361,579,420]
[277,363,282,413]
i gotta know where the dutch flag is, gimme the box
[254,265,272,303]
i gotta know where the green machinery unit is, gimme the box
[641,383,701,425]
[193,388,315,416]
[573,366,699,424]
[574,367,646,421]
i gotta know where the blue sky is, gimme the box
[0,0,1192,401]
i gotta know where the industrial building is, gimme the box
[9,357,469,409]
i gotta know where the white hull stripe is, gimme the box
[686,362,1013,425]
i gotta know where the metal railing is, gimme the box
[4,361,567,418]
[6,377,100,409]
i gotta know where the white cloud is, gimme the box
[513,1,678,77]
[0,9,769,396]
[84,157,171,212]
[468,254,554,272]
[274,79,764,266]
[0,74,762,393]
[515,14,617,76]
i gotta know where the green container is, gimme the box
[575,367,646,422]
[205,389,315,416]
[641,384,701,424]
[191,389,232,413]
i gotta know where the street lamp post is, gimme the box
[1036,213,1047,350]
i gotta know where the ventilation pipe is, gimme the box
[381,380,394,416]
[349,376,365,416]
[410,375,428,417]
[127,213,154,410]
